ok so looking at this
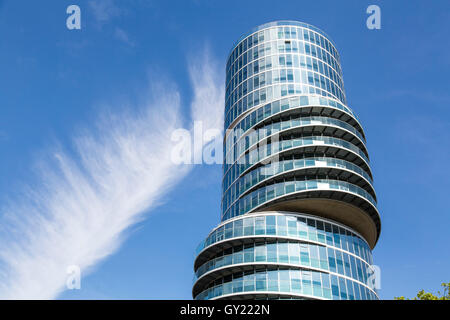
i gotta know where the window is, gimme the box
[243,218,254,236]
[255,244,266,262]
[267,242,277,262]
[244,245,254,262]
[266,215,276,235]
[255,216,265,235]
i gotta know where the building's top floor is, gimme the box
[227,20,339,67]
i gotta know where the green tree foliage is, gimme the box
[395,282,450,300]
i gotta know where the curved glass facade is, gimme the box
[225,23,346,128]
[193,21,381,300]
[222,157,375,201]
[195,213,372,264]
[225,115,367,161]
[193,213,378,300]
[195,267,378,300]
[221,178,377,222]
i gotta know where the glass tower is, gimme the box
[193,21,381,300]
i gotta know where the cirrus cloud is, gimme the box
[0,48,224,299]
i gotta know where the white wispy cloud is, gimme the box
[189,47,224,133]
[88,0,122,25]
[0,49,224,299]
[114,27,134,47]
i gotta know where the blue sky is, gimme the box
[0,0,449,299]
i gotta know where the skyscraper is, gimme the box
[193,21,380,300]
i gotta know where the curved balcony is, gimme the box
[222,157,376,210]
[195,212,372,267]
[225,95,363,138]
[194,267,378,300]
[193,240,372,286]
[226,85,347,128]
[225,115,368,165]
[223,179,377,221]
[225,95,364,144]
[221,179,380,247]
[223,136,372,191]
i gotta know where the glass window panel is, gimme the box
[300,244,310,265]
[331,275,340,300]
[243,217,254,235]
[244,245,254,262]
[335,250,344,275]
[256,272,267,291]
[312,272,322,297]
[279,242,289,263]
[267,242,277,262]
[287,216,297,236]
[234,219,243,237]
[255,216,265,235]
[289,242,299,264]
[346,279,355,300]
[328,248,337,273]
[279,270,290,292]
[299,271,311,296]
[255,244,266,262]
[266,215,276,235]
[339,277,347,300]
[267,270,279,291]
[353,281,361,300]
